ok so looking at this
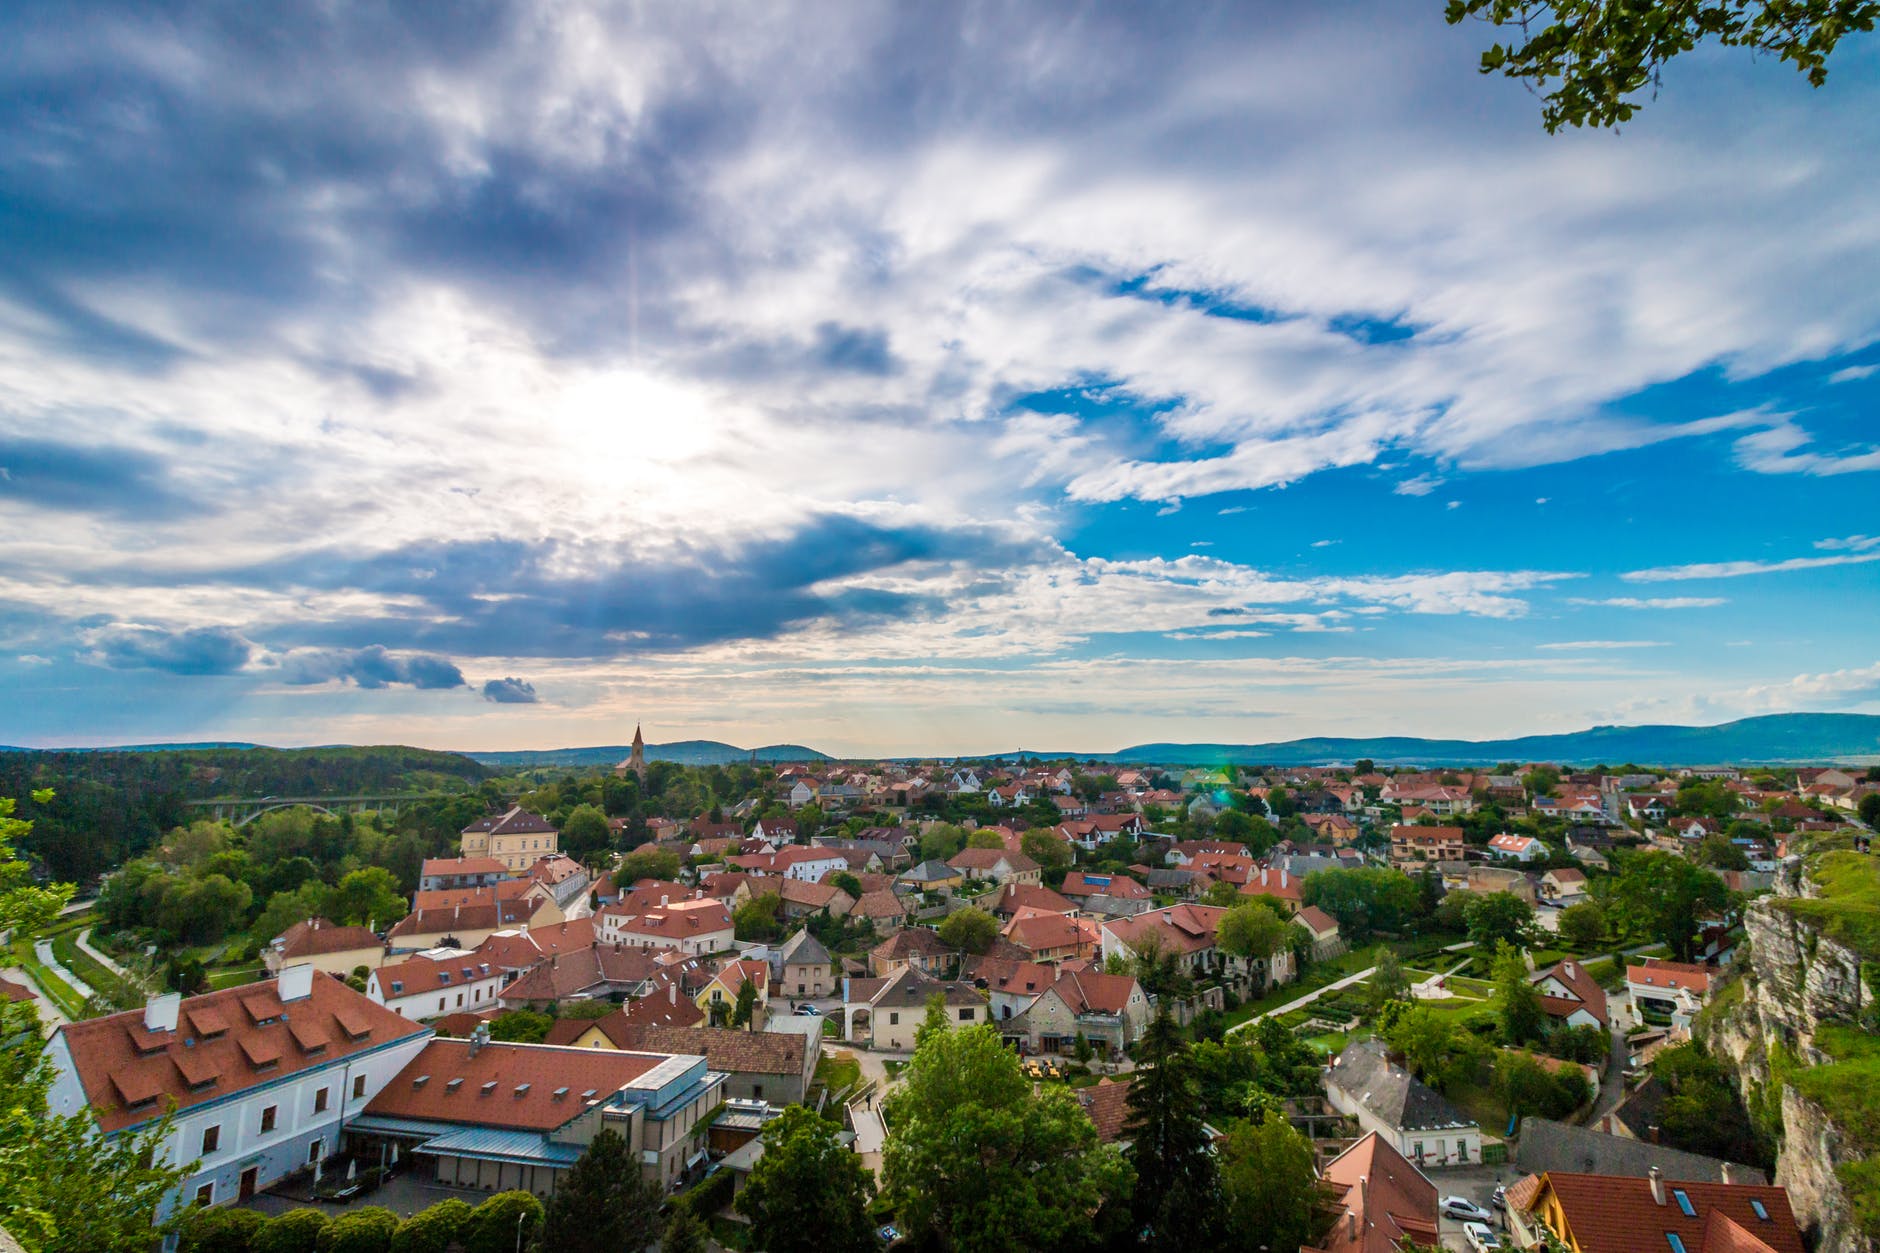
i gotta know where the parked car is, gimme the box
[795,1004,822,1016]
[1464,1221,1501,1252]
[876,1225,903,1246]
[1442,1196,1493,1223]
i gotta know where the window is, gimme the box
[200,1124,220,1154]
[314,1087,330,1114]
[1750,1200,1771,1222]
[260,1105,277,1133]
[889,1012,899,1025]
[958,1007,974,1021]
[1412,1141,1423,1160]
[1672,1189,1696,1218]
[194,1183,214,1207]
[1666,1236,1688,1253]
[308,1139,323,1165]
[753,1085,764,1099]
[352,1075,366,1101]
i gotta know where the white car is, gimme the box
[1464,1221,1501,1252]
[795,1004,822,1016]
[1441,1196,1493,1224]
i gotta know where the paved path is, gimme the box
[76,928,132,979]
[1227,940,1475,1035]
[34,939,94,1001]
[1,964,69,1028]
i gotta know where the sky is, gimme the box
[2,2,1878,758]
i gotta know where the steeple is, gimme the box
[615,723,648,781]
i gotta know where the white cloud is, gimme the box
[1311,539,1340,548]
[1815,535,1880,553]
[1623,551,1880,582]
[1568,597,1727,609]
[1394,474,1444,497]
[1732,420,1880,477]
[1828,364,1878,384]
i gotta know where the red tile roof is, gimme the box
[271,917,382,958]
[389,896,551,939]
[420,857,509,878]
[57,973,425,1134]
[1076,1077,1133,1143]
[1312,1132,1439,1253]
[1536,1172,1801,1253]
[365,1038,661,1130]
[1628,958,1714,994]
[1101,904,1226,955]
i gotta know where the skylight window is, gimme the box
[1672,1189,1696,1217]
[1666,1236,1687,1253]
[1751,1200,1770,1221]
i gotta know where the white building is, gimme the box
[367,948,507,1020]
[45,965,430,1233]
[1325,1040,1482,1170]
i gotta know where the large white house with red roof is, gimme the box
[45,965,431,1226]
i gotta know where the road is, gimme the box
[34,938,94,1000]
[1,964,69,1028]
[76,928,133,979]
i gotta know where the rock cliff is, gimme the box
[1701,858,1874,1252]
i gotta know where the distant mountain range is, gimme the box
[6,713,1877,769]
[985,713,1880,767]
[462,740,833,768]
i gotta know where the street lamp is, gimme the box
[516,1211,526,1253]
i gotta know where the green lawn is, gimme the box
[9,940,89,1019]
[816,1053,862,1093]
[207,967,265,990]
[49,932,142,1007]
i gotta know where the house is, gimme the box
[852,889,911,933]
[961,955,1060,1021]
[412,879,566,927]
[1389,825,1467,867]
[1001,909,1102,963]
[1057,813,1146,851]
[1488,832,1547,862]
[1325,1039,1482,1168]
[386,895,557,954]
[1075,1078,1134,1145]
[1512,1117,1765,1186]
[368,950,506,1020]
[750,815,799,844]
[1306,1132,1440,1253]
[1530,958,1609,1030]
[350,1034,726,1191]
[264,917,384,977]
[1540,867,1589,905]
[44,966,430,1222]
[1293,905,1342,957]
[1516,1169,1803,1253]
[1627,958,1715,1029]
[767,846,850,883]
[945,848,1042,886]
[898,860,965,895]
[599,898,735,956]
[1165,840,1249,867]
[1002,969,1151,1057]
[773,878,856,920]
[777,930,835,999]
[1238,866,1305,908]
[695,958,770,1020]
[869,927,954,978]
[1099,904,1230,980]
[526,854,591,911]
[540,985,707,1041]
[494,944,683,1009]
[419,857,511,893]
[1059,871,1152,911]
[840,966,985,1050]
[458,806,560,874]
[986,881,1077,919]
[472,916,598,977]
[548,1019,814,1105]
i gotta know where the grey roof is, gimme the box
[902,860,959,882]
[1513,1117,1765,1185]
[1145,868,1196,889]
[1328,1039,1478,1134]
[779,929,832,968]
[1270,853,1342,878]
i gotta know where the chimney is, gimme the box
[1649,1166,1666,1206]
[669,981,678,1005]
[1721,1163,1736,1185]
[469,1022,489,1057]
[144,991,181,1033]
[278,962,315,1003]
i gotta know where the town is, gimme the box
[4,736,1878,1253]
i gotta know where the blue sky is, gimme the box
[1,1,1877,756]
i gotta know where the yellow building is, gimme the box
[459,806,560,873]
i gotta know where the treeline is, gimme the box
[1,746,491,884]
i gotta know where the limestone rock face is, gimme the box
[1702,870,1875,1253]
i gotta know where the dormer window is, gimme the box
[481,1081,498,1095]
[446,1078,464,1093]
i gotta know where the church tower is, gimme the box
[615,724,648,781]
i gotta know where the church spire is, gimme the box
[616,723,648,781]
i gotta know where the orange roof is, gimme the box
[365,1038,662,1130]
[616,899,733,940]
[1628,958,1714,993]
[1313,1132,1438,1253]
[1076,1077,1133,1143]
[1102,904,1226,955]
[1536,1171,1801,1253]
[421,857,508,878]
[272,917,382,958]
[56,973,425,1134]
[374,953,499,999]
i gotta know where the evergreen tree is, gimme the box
[1124,1009,1222,1248]
[732,977,757,1028]
[540,1128,662,1253]
[662,1207,708,1253]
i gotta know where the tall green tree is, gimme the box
[1557,901,1606,951]
[938,906,1000,955]
[541,1128,661,1253]
[1605,849,1732,961]
[661,1207,708,1253]
[732,977,757,1028]
[1368,949,1413,1010]
[325,866,407,927]
[1464,891,1533,948]
[883,1022,1130,1252]
[1124,1011,1222,1248]
[560,803,612,861]
[1218,1112,1332,1252]
[735,1105,877,1253]
[1492,942,1547,1046]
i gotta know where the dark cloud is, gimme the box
[89,625,254,675]
[0,437,195,519]
[276,645,465,690]
[216,512,1052,659]
[481,676,538,703]
[813,323,900,375]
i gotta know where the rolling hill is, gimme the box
[463,740,832,769]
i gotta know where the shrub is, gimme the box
[685,1167,736,1217]
[179,1205,267,1253]
[317,1206,399,1253]
[462,1191,544,1253]
[389,1200,473,1253]
[253,1209,330,1253]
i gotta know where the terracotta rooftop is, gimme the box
[1076,1077,1133,1143]
[1101,904,1227,955]
[364,1038,663,1131]
[389,896,550,939]
[595,1024,806,1076]
[1628,958,1715,994]
[420,856,509,878]
[271,917,382,958]
[460,806,557,837]
[56,972,425,1134]
[473,916,596,969]
[374,952,498,1000]
[1534,1170,1802,1253]
[1311,1131,1439,1253]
